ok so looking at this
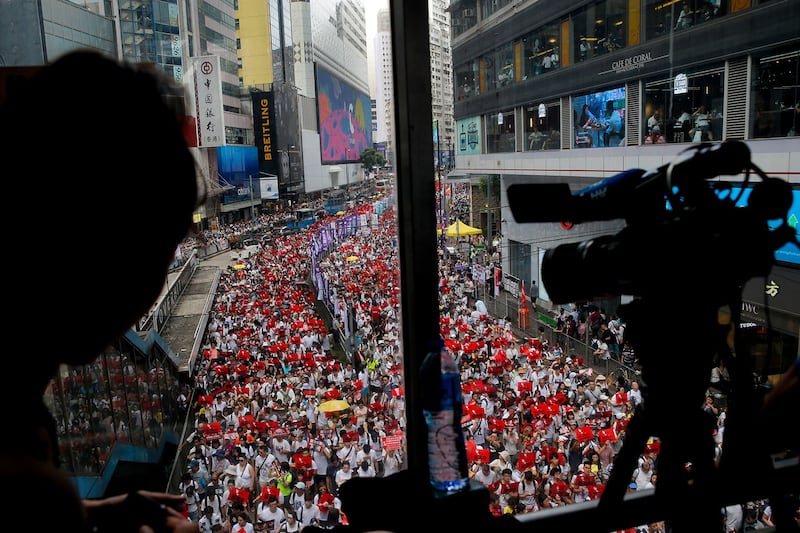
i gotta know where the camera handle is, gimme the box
[597,297,727,533]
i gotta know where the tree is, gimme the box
[478,175,501,202]
[359,148,387,176]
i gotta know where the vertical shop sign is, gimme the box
[191,55,225,147]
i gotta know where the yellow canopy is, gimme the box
[437,219,482,237]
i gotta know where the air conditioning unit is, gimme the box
[463,9,475,17]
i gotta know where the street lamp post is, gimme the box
[436,120,445,248]
[345,147,351,199]
[249,174,256,219]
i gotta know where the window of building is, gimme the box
[451,1,479,39]
[455,59,481,101]
[573,0,628,63]
[485,110,515,153]
[480,0,513,20]
[751,47,799,139]
[492,42,515,89]
[573,86,626,148]
[480,53,496,94]
[644,67,724,144]
[525,101,561,151]
[521,20,561,79]
[645,0,726,39]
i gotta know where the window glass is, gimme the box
[521,20,561,79]
[643,67,724,144]
[751,47,799,139]
[485,110,515,153]
[456,58,481,101]
[573,86,626,148]
[573,0,629,64]
[451,1,479,39]
[493,42,515,89]
[524,101,561,151]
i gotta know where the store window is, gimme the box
[751,47,799,139]
[573,0,628,64]
[525,101,561,151]
[643,67,724,144]
[486,110,515,153]
[521,20,561,79]
[573,86,626,148]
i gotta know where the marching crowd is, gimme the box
[175,196,776,533]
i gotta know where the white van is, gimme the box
[230,240,261,261]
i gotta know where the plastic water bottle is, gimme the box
[421,340,469,495]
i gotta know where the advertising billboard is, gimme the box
[573,86,626,148]
[252,90,279,180]
[217,145,260,205]
[316,65,372,164]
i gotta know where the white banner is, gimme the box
[260,176,279,200]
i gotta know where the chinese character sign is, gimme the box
[190,55,225,148]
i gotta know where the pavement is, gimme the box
[159,252,233,374]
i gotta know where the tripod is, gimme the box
[598,296,725,532]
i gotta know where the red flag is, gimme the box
[520,282,527,310]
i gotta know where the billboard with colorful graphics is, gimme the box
[316,65,372,164]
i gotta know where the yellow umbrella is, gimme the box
[336,210,345,215]
[232,263,247,270]
[318,399,350,413]
[345,255,359,262]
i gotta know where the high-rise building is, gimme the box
[449,0,800,362]
[292,0,370,194]
[429,0,454,167]
[373,8,394,165]
[371,2,454,170]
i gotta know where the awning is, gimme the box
[328,166,343,173]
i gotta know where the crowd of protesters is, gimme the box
[174,193,775,533]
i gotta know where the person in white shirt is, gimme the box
[334,461,353,490]
[355,458,377,478]
[471,462,499,487]
[254,443,277,488]
[231,513,255,533]
[286,482,307,516]
[255,496,285,533]
[198,505,223,533]
[297,495,321,529]
[382,448,403,477]
[272,433,293,464]
[647,110,663,135]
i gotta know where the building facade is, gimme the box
[449,0,800,368]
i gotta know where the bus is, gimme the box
[286,207,316,230]
[322,188,347,215]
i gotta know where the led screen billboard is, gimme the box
[573,86,626,149]
[316,65,372,164]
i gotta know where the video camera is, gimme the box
[508,141,798,304]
